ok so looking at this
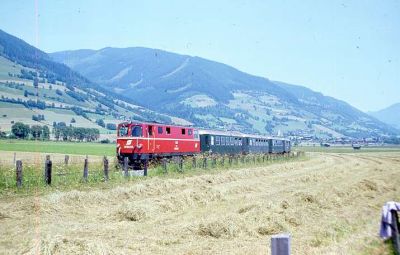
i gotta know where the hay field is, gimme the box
[0,152,399,254]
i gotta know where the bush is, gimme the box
[100,139,110,144]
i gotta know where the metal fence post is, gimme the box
[123,157,129,177]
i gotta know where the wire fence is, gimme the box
[0,151,305,193]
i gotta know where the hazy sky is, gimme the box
[1,0,399,112]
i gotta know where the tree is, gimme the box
[30,125,42,139]
[106,123,116,130]
[11,122,30,139]
[33,77,39,88]
[96,119,105,128]
[42,126,50,140]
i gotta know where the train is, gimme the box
[116,121,291,167]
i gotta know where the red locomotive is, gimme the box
[117,121,200,166]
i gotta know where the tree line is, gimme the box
[53,122,100,142]
[11,122,50,140]
[9,122,100,142]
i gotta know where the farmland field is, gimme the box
[0,151,398,254]
[0,139,115,157]
[295,145,400,153]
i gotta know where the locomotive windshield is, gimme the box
[131,125,143,137]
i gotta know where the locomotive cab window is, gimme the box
[118,126,128,137]
[158,126,163,134]
[131,126,142,137]
[148,125,153,136]
[181,128,186,135]
[188,129,192,135]
[166,127,171,134]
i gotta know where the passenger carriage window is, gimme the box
[216,136,220,145]
[221,136,225,145]
[182,128,186,135]
[211,136,215,145]
[166,127,171,134]
[131,126,142,137]
[188,129,192,135]
[158,126,163,134]
[230,137,234,146]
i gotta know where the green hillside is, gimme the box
[51,47,398,138]
[0,30,189,140]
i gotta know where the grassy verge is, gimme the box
[0,139,115,156]
[0,153,306,197]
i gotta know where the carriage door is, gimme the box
[147,125,155,152]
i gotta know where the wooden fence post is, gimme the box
[45,158,52,185]
[123,157,129,177]
[192,157,196,169]
[271,233,291,255]
[203,157,207,169]
[16,160,22,188]
[65,155,69,165]
[83,156,88,182]
[144,160,148,176]
[212,157,216,168]
[178,158,183,173]
[103,156,109,181]
[162,158,167,173]
[13,152,16,165]
[221,156,225,167]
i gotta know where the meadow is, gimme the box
[0,139,115,156]
[0,151,398,254]
[295,145,400,153]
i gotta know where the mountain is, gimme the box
[51,47,398,138]
[369,103,400,129]
[0,29,186,139]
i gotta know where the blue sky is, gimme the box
[1,0,399,112]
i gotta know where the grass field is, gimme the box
[0,139,115,156]
[295,145,400,153]
[0,151,398,254]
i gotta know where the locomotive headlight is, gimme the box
[195,143,198,148]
